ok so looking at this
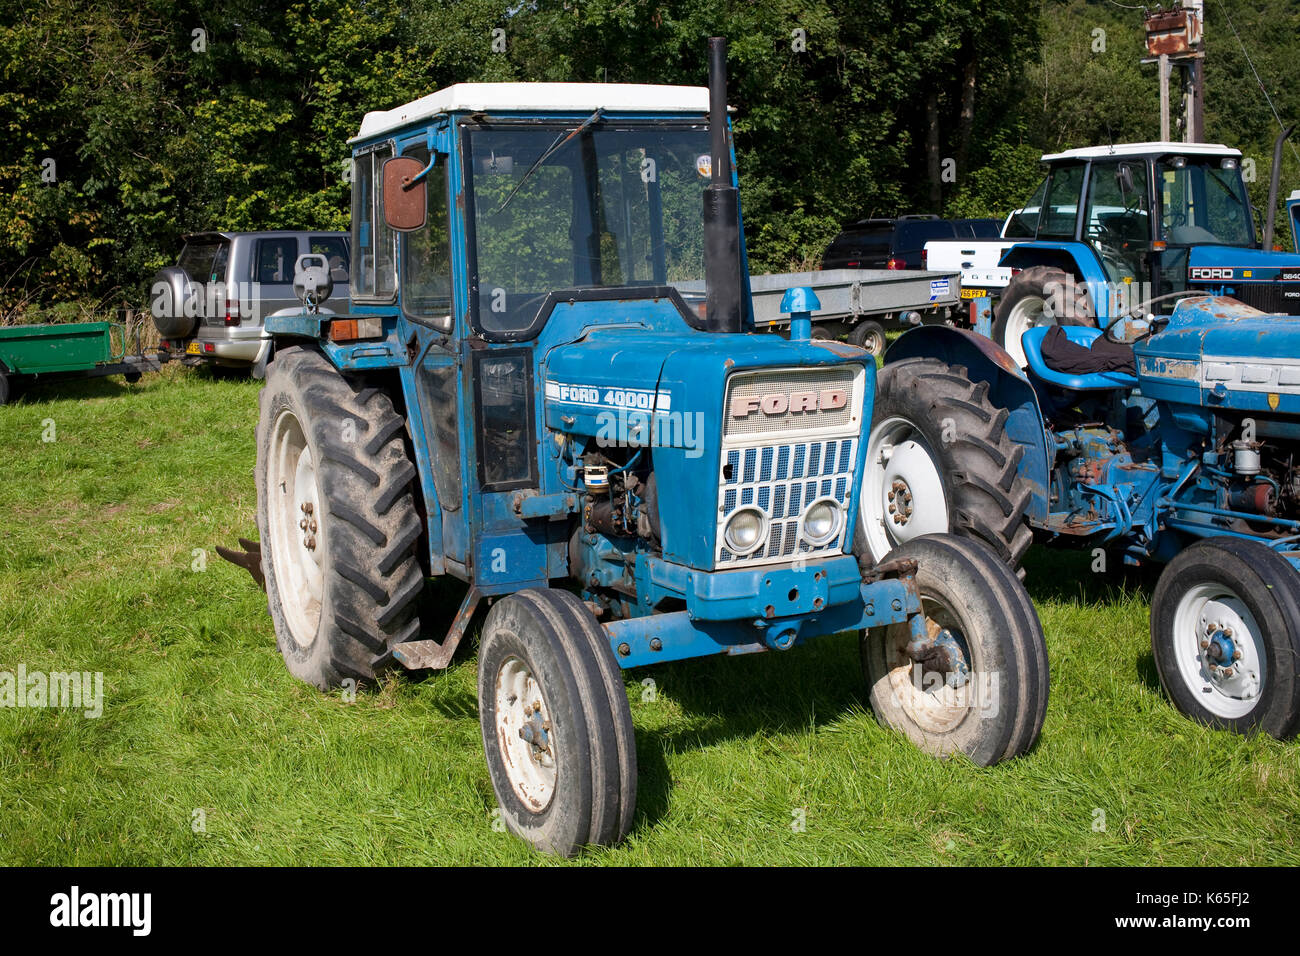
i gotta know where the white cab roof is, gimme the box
[1041,141,1241,162]
[352,83,713,143]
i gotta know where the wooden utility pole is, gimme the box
[1143,1,1204,142]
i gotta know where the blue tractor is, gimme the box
[226,40,1048,856]
[860,295,1300,740]
[979,142,1300,366]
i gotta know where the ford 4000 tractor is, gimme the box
[223,40,1048,856]
[860,295,1300,740]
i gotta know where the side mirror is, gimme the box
[1116,163,1136,196]
[383,156,428,232]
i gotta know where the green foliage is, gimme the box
[0,0,1296,310]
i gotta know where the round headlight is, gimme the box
[801,498,842,546]
[724,507,767,554]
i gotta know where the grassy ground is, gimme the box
[0,367,1296,866]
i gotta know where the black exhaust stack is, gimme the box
[1262,123,1295,252]
[702,37,743,334]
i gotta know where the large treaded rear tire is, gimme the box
[256,345,424,690]
[992,265,1095,367]
[859,357,1033,573]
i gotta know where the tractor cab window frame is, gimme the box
[1036,163,1086,240]
[351,142,398,302]
[460,119,713,342]
[399,144,454,333]
[1082,159,1152,285]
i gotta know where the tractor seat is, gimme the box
[1021,325,1139,391]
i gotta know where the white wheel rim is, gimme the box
[860,328,884,355]
[1171,584,1265,719]
[861,416,951,561]
[494,656,557,812]
[267,409,324,648]
[1004,295,1050,368]
[884,599,973,733]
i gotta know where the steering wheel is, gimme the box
[1105,314,1163,345]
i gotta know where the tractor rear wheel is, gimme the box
[478,588,637,856]
[861,534,1049,765]
[1151,537,1300,739]
[857,357,1033,573]
[992,265,1095,367]
[256,345,425,690]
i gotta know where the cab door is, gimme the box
[391,130,472,576]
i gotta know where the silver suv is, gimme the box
[151,231,350,376]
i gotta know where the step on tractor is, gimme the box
[959,139,1300,367]
[860,295,1300,740]
[223,40,1049,856]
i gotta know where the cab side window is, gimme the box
[351,145,397,300]
[401,146,453,331]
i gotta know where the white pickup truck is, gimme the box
[922,213,1022,300]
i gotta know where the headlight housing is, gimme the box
[800,497,842,547]
[723,506,767,555]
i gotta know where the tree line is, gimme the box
[1,0,1296,320]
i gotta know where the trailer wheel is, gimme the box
[478,589,636,856]
[256,345,424,690]
[861,534,1048,765]
[857,357,1033,573]
[992,265,1094,367]
[848,320,886,356]
[1151,537,1300,739]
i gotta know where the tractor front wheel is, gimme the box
[1151,537,1300,739]
[256,345,425,690]
[861,534,1049,765]
[478,588,637,856]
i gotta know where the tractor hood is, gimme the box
[1187,245,1300,271]
[541,325,873,569]
[541,326,868,442]
[1135,295,1300,415]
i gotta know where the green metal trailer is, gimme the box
[0,321,161,405]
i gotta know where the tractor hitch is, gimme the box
[215,538,265,589]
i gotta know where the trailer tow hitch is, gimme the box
[215,538,265,589]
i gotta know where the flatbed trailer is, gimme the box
[0,322,161,405]
[682,267,962,354]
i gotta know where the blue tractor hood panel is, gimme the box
[1135,295,1300,415]
[542,324,872,569]
[1187,245,1300,273]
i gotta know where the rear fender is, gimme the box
[885,326,1052,522]
[999,241,1114,324]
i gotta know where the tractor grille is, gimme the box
[1223,283,1300,316]
[715,366,865,568]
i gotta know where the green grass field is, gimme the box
[1,368,1296,866]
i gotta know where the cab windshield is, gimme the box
[1157,157,1254,247]
[466,121,712,336]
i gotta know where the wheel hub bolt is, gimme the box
[1223,667,1235,678]
[1232,649,1242,661]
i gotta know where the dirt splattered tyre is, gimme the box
[1151,537,1300,740]
[858,357,1033,574]
[255,345,424,690]
[992,265,1094,367]
[861,534,1049,765]
[478,588,636,856]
